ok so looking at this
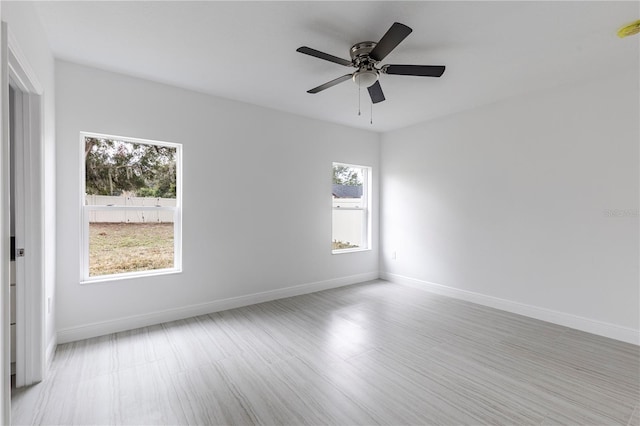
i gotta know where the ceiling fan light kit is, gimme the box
[353,69,378,88]
[297,22,446,108]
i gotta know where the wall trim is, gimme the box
[7,31,43,95]
[381,272,639,346]
[57,271,379,344]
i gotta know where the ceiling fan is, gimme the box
[297,22,445,104]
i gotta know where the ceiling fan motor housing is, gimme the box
[350,41,377,63]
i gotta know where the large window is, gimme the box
[332,162,371,253]
[81,132,182,281]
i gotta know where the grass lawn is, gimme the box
[89,222,174,276]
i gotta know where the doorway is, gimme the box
[5,33,46,391]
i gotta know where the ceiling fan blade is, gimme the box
[383,64,446,77]
[369,22,413,62]
[367,80,386,104]
[307,74,353,94]
[296,46,352,67]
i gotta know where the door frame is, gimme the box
[4,25,45,389]
[1,17,9,426]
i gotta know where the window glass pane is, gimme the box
[332,208,365,249]
[88,211,174,277]
[332,165,363,200]
[332,163,368,251]
[82,133,181,281]
[84,137,177,205]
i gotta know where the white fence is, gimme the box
[85,195,176,223]
[87,195,364,243]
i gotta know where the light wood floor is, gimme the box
[11,280,640,425]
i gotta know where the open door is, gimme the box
[10,76,42,388]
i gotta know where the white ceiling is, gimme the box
[33,1,639,132]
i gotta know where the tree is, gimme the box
[332,165,362,186]
[85,137,177,198]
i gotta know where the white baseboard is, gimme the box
[381,272,639,346]
[57,271,379,344]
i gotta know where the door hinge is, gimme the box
[16,248,25,257]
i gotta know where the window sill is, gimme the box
[80,268,182,285]
[332,247,371,255]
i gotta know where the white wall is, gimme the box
[56,60,379,341]
[1,1,56,361]
[381,67,639,343]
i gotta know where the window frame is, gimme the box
[79,131,183,283]
[331,162,372,254]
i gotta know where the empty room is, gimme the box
[1,1,639,425]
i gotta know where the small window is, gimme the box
[81,132,182,282]
[332,162,371,253]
